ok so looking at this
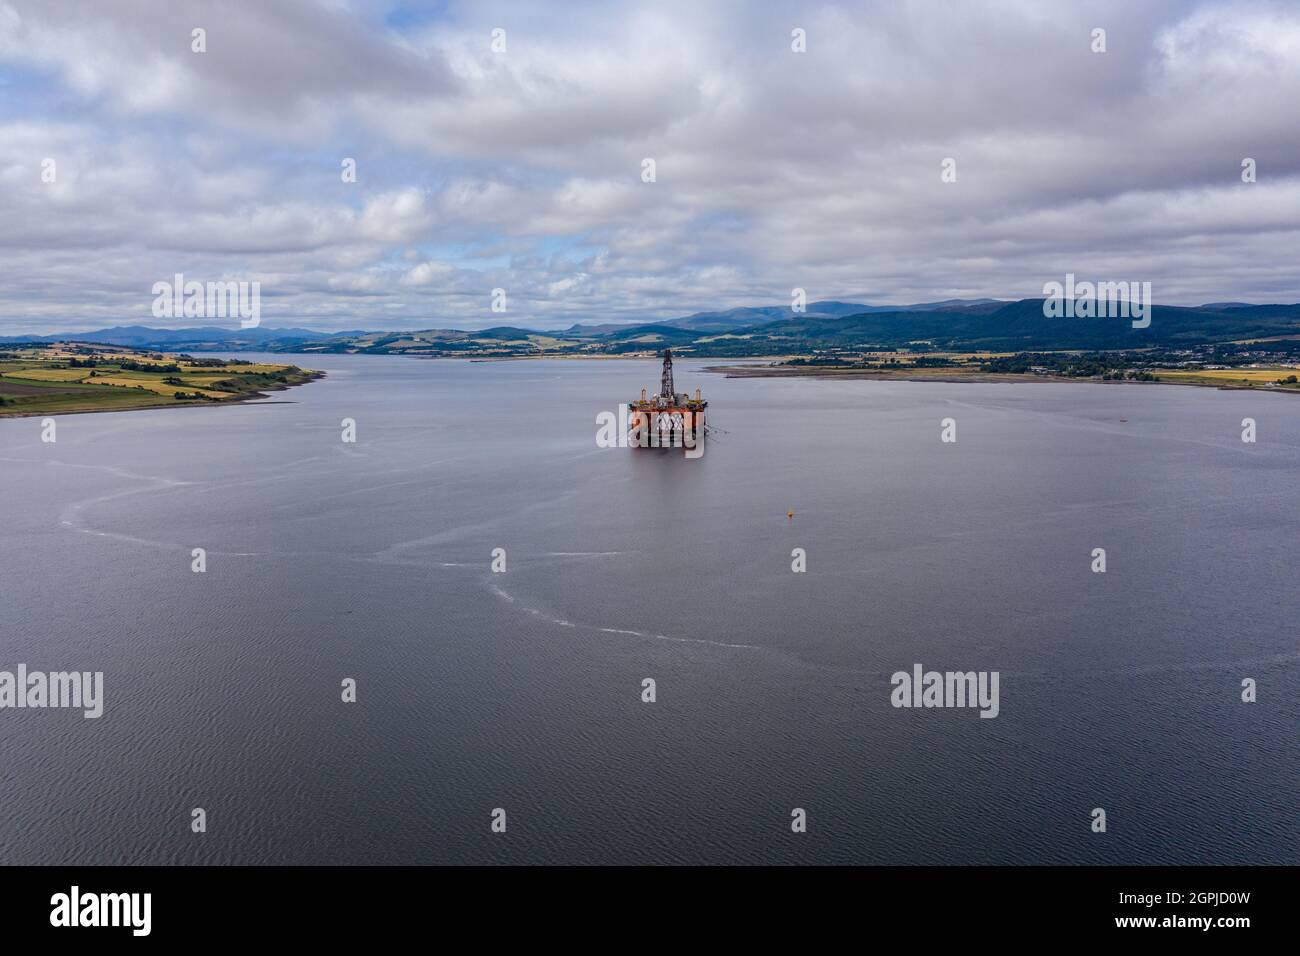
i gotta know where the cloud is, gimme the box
[0,0,1298,334]
[399,260,454,286]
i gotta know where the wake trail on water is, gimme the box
[544,551,626,557]
[486,581,761,651]
[18,455,307,556]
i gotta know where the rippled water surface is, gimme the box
[1,355,1296,864]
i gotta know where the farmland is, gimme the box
[0,344,322,417]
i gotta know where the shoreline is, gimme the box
[0,388,318,419]
[356,352,1300,395]
[701,363,1300,394]
[0,352,325,419]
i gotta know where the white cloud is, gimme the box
[0,0,1298,334]
[399,260,454,287]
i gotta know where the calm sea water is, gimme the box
[1,355,1296,865]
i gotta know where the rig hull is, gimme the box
[629,349,707,452]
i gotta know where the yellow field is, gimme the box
[181,363,282,374]
[0,346,322,418]
[1156,368,1300,384]
[90,373,231,398]
[174,373,240,386]
[524,335,578,348]
[2,367,90,381]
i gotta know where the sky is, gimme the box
[1,0,1298,334]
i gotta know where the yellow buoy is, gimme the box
[787,511,794,520]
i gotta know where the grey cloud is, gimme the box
[0,0,1298,334]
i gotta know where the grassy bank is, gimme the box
[707,350,1300,393]
[0,344,322,418]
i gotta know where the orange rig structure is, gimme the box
[629,349,707,450]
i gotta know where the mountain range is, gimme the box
[5,298,1300,356]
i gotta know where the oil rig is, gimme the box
[629,349,706,451]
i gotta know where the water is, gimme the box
[1,355,1296,864]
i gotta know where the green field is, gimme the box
[0,345,322,417]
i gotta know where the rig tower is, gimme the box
[660,348,675,403]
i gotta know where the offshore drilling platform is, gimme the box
[629,349,706,454]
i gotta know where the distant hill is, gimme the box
[9,297,1299,356]
[728,299,1300,351]
[551,298,1300,356]
[566,304,843,334]
[0,325,362,349]
[733,299,1300,352]
[569,298,1005,333]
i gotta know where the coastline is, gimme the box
[0,381,322,419]
[702,362,1300,394]
[0,347,325,419]
[379,352,1300,396]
